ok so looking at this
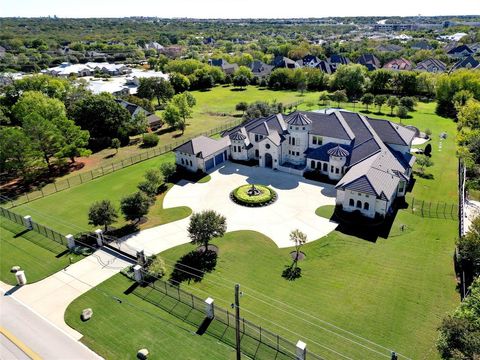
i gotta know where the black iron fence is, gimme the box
[2,118,243,209]
[0,205,68,253]
[404,195,458,220]
[132,271,323,360]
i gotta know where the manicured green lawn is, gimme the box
[13,152,188,234]
[0,218,82,285]
[64,274,242,360]
[315,205,335,219]
[157,213,457,359]
[139,183,192,230]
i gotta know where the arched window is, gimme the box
[255,149,259,157]
[311,160,315,168]
[364,202,369,210]
[356,200,362,208]
[181,158,184,165]
[349,199,354,206]
[323,163,328,171]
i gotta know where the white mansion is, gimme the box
[174,110,416,218]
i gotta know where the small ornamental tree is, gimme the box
[396,105,409,119]
[160,162,177,182]
[416,155,433,174]
[290,229,307,261]
[318,91,330,106]
[387,96,399,115]
[330,90,347,108]
[111,138,121,154]
[88,200,118,232]
[374,95,387,113]
[187,210,227,253]
[361,93,374,112]
[399,96,416,112]
[235,102,248,115]
[120,191,150,224]
[138,168,164,199]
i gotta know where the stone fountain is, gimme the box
[247,184,261,196]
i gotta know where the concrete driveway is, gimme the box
[164,162,338,248]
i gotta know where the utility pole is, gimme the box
[235,283,241,360]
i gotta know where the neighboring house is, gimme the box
[447,44,474,58]
[44,62,131,77]
[115,99,163,131]
[144,42,164,52]
[414,58,447,73]
[175,110,415,219]
[315,60,336,74]
[174,136,230,173]
[85,51,107,60]
[208,59,239,75]
[376,44,404,52]
[250,60,274,78]
[382,58,412,71]
[302,55,321,68]
[411,40,433,51]
[450,56,480,71]
[273,56,300,69]
[356,54,381,71]
[469,43,480,54]
[328,55,350,71]
[203,37,215,45]
[159,45,185,58]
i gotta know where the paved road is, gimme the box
[0,248,133,340]
[0,289,102,359]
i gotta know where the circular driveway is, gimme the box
[164,162,338,248]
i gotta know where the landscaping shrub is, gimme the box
[146,256,166,279]
[232,184,276,206]
[160,162,177,182]
[142,133,159,147]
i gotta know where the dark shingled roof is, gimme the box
[304,112,353,140]
[305,143,347,162]
[285,112,312,126]
[327,145,350,157]
[343,176,377,195]
[229,132,246,140]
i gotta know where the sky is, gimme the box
[1,0,479,18]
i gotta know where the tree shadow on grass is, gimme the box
[169,249,217,285]
[413,170,434,180]
[282,262,302,280]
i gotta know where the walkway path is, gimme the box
[0,248,132,341]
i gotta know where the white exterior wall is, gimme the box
[341,189,377,218]
[328,155,347,180]
[175,152,200,172]
[230,140,248,161]
[259,138,281,169]
[285,125,309,165]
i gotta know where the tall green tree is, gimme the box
[386,96,400,115]
[120,192,151,224]
[0,127,37,177]
[187,210,227,253]
[330,64,367,99]
[374,95,387,113]
[88,200,118,232]
[361,93,374,111]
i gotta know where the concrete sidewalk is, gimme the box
[0,249,132,340]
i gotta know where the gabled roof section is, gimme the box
[174,136,230,159]
[367,118,415,146]
[304,112,354,141]
[285,112,312,126]
[249,121,270,135]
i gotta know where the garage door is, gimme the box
[214,152,225,166]
[205,158,215,171]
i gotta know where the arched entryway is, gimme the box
[265,153,273,168]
